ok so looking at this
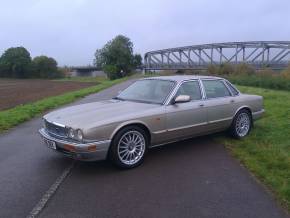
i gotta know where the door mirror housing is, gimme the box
[173,95,191,104]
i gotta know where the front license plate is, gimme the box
[43,138,56,150]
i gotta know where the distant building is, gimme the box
[70,66,106,77]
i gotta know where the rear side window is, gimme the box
[176,80,202,101]
[202,80,231,98]
[225,81,239,96]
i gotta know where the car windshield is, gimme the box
[116,79,175,104]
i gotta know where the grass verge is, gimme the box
[0,77,128,133]
[216,85,290,210]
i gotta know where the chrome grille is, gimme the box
[44,120,67,138]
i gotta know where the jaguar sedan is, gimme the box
[39,75,264,168]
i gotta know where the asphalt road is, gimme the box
[0,80,288,218]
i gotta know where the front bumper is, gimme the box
[39,128,111,161]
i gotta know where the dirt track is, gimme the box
[0,79,97,110]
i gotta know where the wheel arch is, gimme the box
[110,120,151,143]
[233,106,253,122]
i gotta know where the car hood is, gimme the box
[43,99,159,129]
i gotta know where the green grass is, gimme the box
[217,85,290,210]
[0,77,128,133]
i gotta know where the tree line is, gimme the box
[0,47,62,78]
[0,35,142,80]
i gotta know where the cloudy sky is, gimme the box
[0,0,289,66]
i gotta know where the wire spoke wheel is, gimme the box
[117,130,146,166]
[235,112,250,137]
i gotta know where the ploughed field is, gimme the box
[0,79,97,110]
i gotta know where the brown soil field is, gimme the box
[0,79,97,110]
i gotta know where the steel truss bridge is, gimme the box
[144,41,290,70]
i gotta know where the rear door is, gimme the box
[201,79,237,131]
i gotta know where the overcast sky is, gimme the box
[0,0,289,66]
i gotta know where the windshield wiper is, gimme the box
[126,99,161,105]
[112,96,125,101]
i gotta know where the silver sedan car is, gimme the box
[39,75,264,168]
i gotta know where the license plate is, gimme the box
[43,138,56,150]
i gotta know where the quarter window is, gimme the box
[225,81,239,96]
[176,81,202,101]
[202,80,231,98]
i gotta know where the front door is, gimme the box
[165,80,207,141]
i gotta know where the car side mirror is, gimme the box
[173,95,191,104]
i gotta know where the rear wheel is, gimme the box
[230,109,252,139]
[109,126,148,169]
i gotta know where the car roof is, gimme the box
[142,75,223,83]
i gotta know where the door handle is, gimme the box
[230,99,235,103]
[199,103,204,107]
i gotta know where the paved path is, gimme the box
[0,80,288,218]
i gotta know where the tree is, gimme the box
[32,56,61,78]
[218,63,234,75]
[94,35,141,79]
[0,47,32,78]
[132,54,142,68]
[103,65,118,80]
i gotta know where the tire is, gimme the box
[109,126,149,169]
[229,109,252,139]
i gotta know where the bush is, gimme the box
[225,74,290,91]
[256,68,275,77]
[103,65,119,80]
[32,56,62,78]
[58,66,71,78]
[234,63,255,75]
[218,63,234,75]
[281,64,290,79]
[207,63,255,76]
[207,64,219,75]
[205,63,290,91]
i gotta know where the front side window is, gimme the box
[202,80,231,98]
[117,79,175,104]
[176,80,202,101]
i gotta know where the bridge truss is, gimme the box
[144,41,290,70]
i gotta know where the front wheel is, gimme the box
[109,126,148,169]
[230,109,252,139]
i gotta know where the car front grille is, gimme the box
[44,120,67,138]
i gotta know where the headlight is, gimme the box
[68,128,83,141]
[76,129,83,141]
[68,128,75,138]
[43,119,46,129]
